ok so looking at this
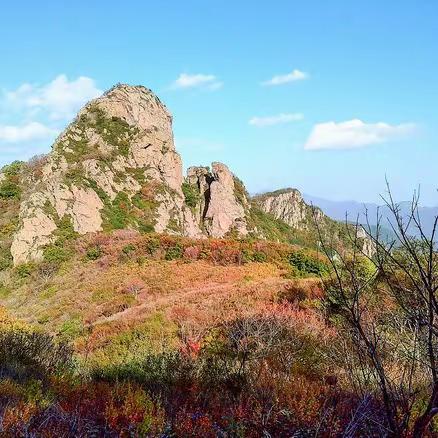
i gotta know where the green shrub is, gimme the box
[86,245,102,260]
[2,161,24,177]
[43,245,71,264]
[138,221,155,234]
[182,182,200,208]
[104,192,131,230]
[122,244,136,255]
[15,263,34,278]
[58,318,84,341]
[253,251,267,262]
[0,248,13,270]
[40,286,57,299]
[90,106,138,157]
[165,245,183,260]
[0,180,21,199]
[288,251,328,276]
[0,329,72,382]
[0,284,11,299]
[233,177,248,205]
[56,215,78,242]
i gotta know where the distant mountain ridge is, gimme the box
[303,194,438,239]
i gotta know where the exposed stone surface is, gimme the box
[10,84,188,264]
[4,82,371,266]
[8,85,250,264]
[10,193,57,264]
[254,188,323,229]
[184,163,248,238]
[357,226,376,258]
[204,163,248,237]
[255,188,375,255]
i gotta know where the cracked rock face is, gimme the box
[9,84,250,264]
[184,163,249,238]
[10,84,188,264]
[204,163,248,237]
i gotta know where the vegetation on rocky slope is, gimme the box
[1,213,437,436]
[1,84,435,436]
[0,162,25,270]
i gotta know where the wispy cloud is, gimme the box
[0,74,101,161]
[4,74,102,120]
[0,122,58,143]
[171,73,223,90]
[262,69,308,86]
[249,113,304,127]
[305,119,416,150]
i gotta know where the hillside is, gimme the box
[0,83,373,271]
[0,84,385,436]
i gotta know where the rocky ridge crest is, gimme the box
[0,83,374,266]
[6,85,249,264]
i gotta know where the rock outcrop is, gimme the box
[254,188,375,256]
[186,163,248,238]
[2,82,374,266]
[8,84,249,264]
[253,188,324,229]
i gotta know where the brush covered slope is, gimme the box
[0,84,386,437]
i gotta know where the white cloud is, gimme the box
[0,122,58,143]
[305,119,416,150]
[5,75,102,120]
[262,69,308,86]
[249,113,304,127]
[171,73,223,90]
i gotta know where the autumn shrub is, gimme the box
[85,245,102,260]
[278,279,324,304]
[104,383,165,435]
[289,250,329,276]
[0,329,73,382]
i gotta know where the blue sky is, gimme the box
[0,0,437,204]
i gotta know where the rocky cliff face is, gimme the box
[253,188,324,229]
[254,188,375,257]
[7,85,249,264]
[185,163,248,238]
[1,83,374,266]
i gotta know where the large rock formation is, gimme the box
[8,84,249,264]
[186,163,248,238]
[254,188,375,257]
[253,188,323,229]
[2,83,374,266]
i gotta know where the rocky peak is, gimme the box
[184,163,249,238]
[254,187,375,256]
[2,82,372,267]
[10,84,186,264]
[7,84,250,265]
[254,188,323,229]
